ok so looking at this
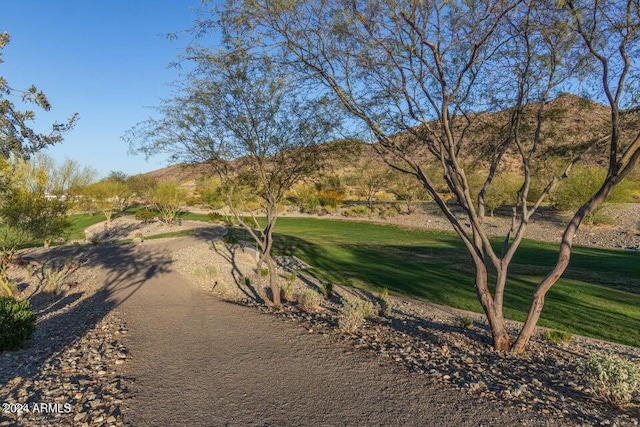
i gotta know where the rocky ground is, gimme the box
[1,207,639,426]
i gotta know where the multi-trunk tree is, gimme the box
[214,0,640,352]
[126,46,340,305]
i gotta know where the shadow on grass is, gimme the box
[273,231,640,347]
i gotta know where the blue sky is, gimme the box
[1,0,211,177]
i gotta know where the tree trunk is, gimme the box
[265,255,281,306]
[511,180,615,353]
[473,259,511,351]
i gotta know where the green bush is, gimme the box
[458,316,473,330]
[134,208,156,223]
[320,282,334,299]
[579,351,640,406]
[0,296,36,351]
[280,281,294,302]
[542,329,573,345]
[208,212,224,223]
[259,267,269,277]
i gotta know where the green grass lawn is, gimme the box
[257,217,640,347]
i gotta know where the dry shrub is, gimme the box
[296,288,323,312]
[338,299,375,333]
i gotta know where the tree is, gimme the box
[348,166,391,210]
[126,175,158,206]
[0,32,77,160]
[81,179,131,224]
[126,46,340,305]
[149,181,187,224]
[389,170,430,214]
[219,0,640,352]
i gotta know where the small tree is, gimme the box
[82,179,131,224]
[348,166,390,210]
[149,181,187,224]
[126,48,340,305]
[389,170,430,214]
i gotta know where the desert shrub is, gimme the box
[458,316,473,330]
[551,166,637,224]
[484,172,522,216]
[135,208,156,223]
[378,288,392,316]
[320,282,334,299]
[280,281,294,302]
[317,189,345,208]
[542,329,573,345]
[579,352,640,406]
[343,205,369,217]
[259,267,269,277]
[0,296,37,351]
[338,299,375,333]
[208,212,224,223]
[283,271,296,283]
[291,183,321,213]
[296,288,323,312]
[377,204,399,219]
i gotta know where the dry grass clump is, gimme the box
[296,288,323,312]
[338,299,375,333]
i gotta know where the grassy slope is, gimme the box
[263,217,640,347]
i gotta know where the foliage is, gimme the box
[551,166,638,225]
[208,212,224,223]
[197,177,225,210]
[579,352,640,407]
[542,329,573,345]
[389,171,430,214]
[0,187,70,247]
[317,189,345,209]
[223,0,640,354]
[126,175,158,204]
[279,281,294,302]
[291,182,320,213]
[458,316,474,330]
[377,288,392,317]
[80,179,131,222]
[149,181,187,224]
[0,32,78,160]
[483,173,522,217]
[134,207,156,223]
[343,205,369,217]
[319,281,334,299]
[0,296,36,351]
[346,167,390,210]
[338,299,375,333]
[295,288,323,312]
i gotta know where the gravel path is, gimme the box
[115,237,557,426]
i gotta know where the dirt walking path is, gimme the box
[110,237,556,427]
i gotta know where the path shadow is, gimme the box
[0,242,174,392]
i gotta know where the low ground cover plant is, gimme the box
[579,351,640,407]
[0,296,36,351]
